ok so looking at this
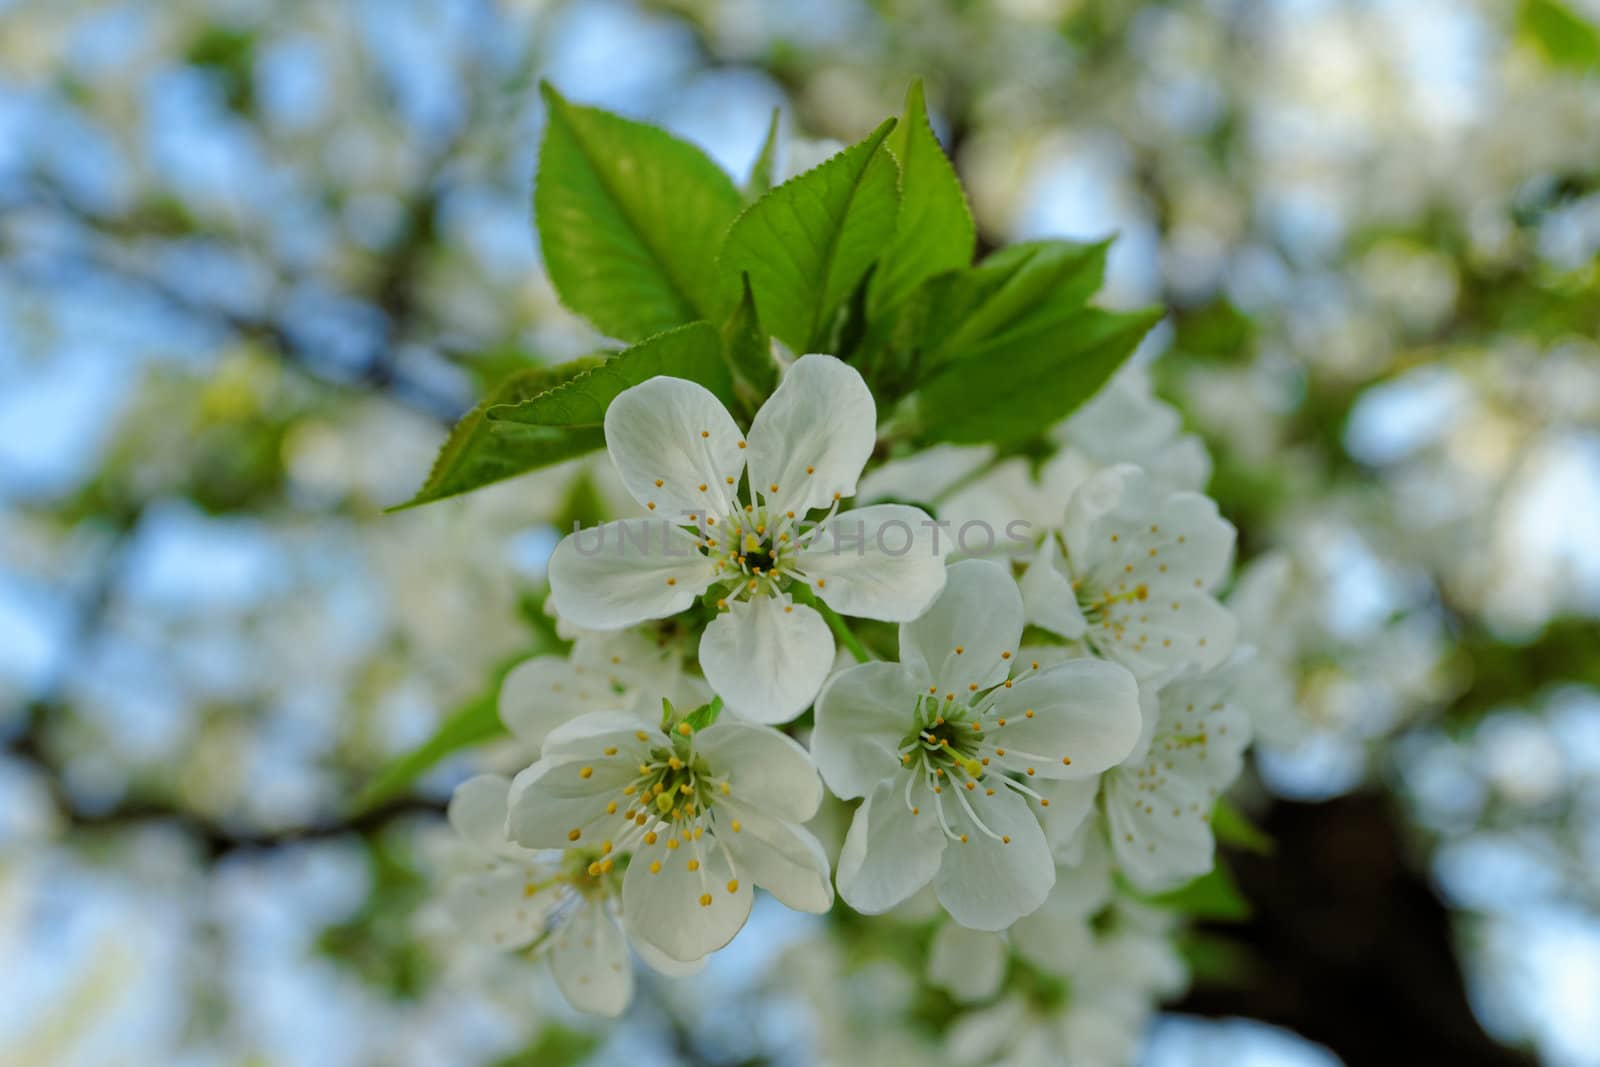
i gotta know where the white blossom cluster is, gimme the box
[439,352,1283,1056]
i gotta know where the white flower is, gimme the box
[1057,366,1212,495]
[1020,463,1238,679]
[444,773,699,1016]
[548,354,949,723]
[1101,655,1253,891]
[927,921,1009,1003]
[499,617,708,752]
[813,559,1143,930]
[504,709,832,962]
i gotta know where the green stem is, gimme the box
[792,584,872,663]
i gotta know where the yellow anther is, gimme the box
[726,880,739,893]
[687,859,700,872]
[649,861,662,874]
[644,832,658,845]
[677,721,692,736]
[603,746,618,756]
[699,893,713,907]
[579,766,593,779]
[606,801,618,814]
[567,828,582,842]
[667,838,680,850]
[1025,709,1034,718]
[730,820,742,833]
[1002,835,1011,844]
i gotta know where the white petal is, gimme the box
[812,661,916,800]
[444,866,553,950]
[933,785,1055,931]
[538,711,657,766]
[1059,467,1239,675]
[499,656,632,753]
[927,922,1009,1003]
[836,773,947,915]
[570,625,686,698]
[1020,535,1086,640]
[548,520,717,630]
[858,443,994,506]
[986,658,1143,780]
[623,830,753,962]
[899,559,1024,695]
[1010,893,1092,977]
[550,902,634,1017]
[505,749,638,851]
[447,774,514,853]
[718,800,834,913]
[1033,778,1102,862]
[947,998,1028,1065]
[603,375,745,518]
[746,353,876,516]
[797,504,950,621]
[1093,589,1237,679]
[632,936,708,978]
[699,595,834,724]
[695,719,823,822]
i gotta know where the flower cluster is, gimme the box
[439,353,1278,1057]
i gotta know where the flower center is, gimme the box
[891,653,1069,847]
[564,729,744,907]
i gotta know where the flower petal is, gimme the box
[899,559,1023,694]
[746,354,876,516]
[550,903,634,1017]
[623,829,753,962]
[505,751,636,851]
[812,660,916,800]
[836,773,947,915]
[499,655,632,753]
[632,936,708,978]
[699,595,834,724]
[695,719,823,822]
[1010,893,1091,977]
[1033,778,1102,863]
[1061,466,1239,674]
[1020,535,1087,640]
[548,520,717,630]
[718,799,834,913]
[932,784,1054,931]
[444,865,553,950]
[985,658,1142,780]
[927,921,1009,1003]
[797,504,949,621]
[603,375,745,518]
[447,774,514,853]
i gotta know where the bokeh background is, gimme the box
[3,0,1600,1064]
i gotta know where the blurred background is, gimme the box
[2,0,1599,1064]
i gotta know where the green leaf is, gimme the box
[1139,859,1250,921]
[744,108,781,201]
[1518,0,1600,69]
[861,240,1108,394]
[660,697,676,730]
[720,119,901,353]
[721,273,778,416]
[683,697,723,732]
[926,240,1110,364]
[1212,797,1275,855]
[392,358,607,510]
[349,656,531,814]
[872,81,975,314]
[535,84,743,341]
[917,305,1161,445]
[487,321,733,426]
